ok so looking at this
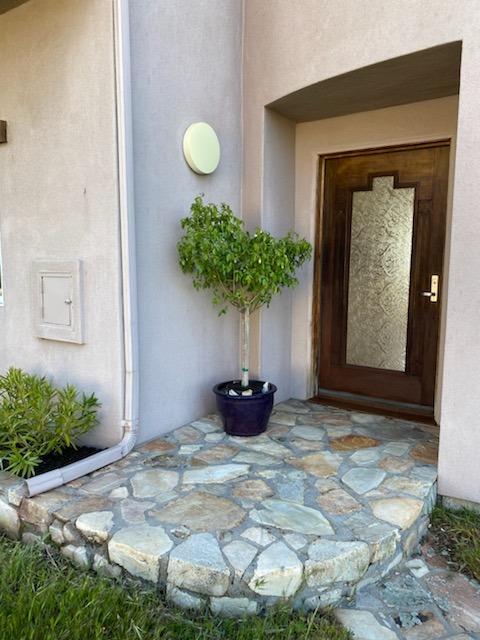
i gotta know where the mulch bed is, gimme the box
[1,446,101,478]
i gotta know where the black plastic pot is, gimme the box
[213,380,277,437]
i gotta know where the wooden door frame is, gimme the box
[311,139,451,418]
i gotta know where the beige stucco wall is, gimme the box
[244,0,480,503]
[0,0,124,447]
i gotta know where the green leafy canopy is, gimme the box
[177,196,312,314]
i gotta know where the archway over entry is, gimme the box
[260,43,460,414]
[267,42,461,123]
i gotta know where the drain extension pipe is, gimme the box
[25,0,139,497]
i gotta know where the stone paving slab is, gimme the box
[0,399,440,615]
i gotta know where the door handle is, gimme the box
[421,275,439,303]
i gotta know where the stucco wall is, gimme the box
[0,0,124,447]
[260,110,296,400]
[129,0,243,443]
[243,0,480,503]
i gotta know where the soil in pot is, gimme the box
[222,380,267,396]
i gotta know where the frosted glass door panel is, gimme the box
[346,176,414,371]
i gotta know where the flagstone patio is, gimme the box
[0,399,439,616]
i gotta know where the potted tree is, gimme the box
[178,196,311,436]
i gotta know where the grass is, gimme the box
[0,537,350,640]
[430,504,480,581]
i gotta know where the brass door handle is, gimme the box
[421,275,439,303]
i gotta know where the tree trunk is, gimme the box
[241,306,250,388]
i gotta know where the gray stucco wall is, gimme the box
[129,0,243,442]
[0,0,124,448]
[260,110,296,401]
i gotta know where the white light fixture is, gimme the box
[183,122,220,175]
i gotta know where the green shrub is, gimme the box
[0,367,100,478]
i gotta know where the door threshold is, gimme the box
[310,388,436,425]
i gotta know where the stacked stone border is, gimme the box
[0,400,438,617]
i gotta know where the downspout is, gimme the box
[25,0,139,497]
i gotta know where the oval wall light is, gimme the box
[183,122,220,175]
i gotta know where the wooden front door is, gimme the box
[316,143,449,415]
